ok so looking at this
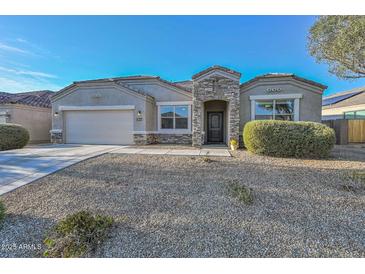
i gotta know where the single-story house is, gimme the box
[50,65,327,146]
[0,90,53,143]
[322,87,365,120]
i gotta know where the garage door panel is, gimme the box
[65,110,134,145]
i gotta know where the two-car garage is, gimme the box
[63,107,134,145]
[50,80,158,145]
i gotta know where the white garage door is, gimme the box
[65,110,134,145]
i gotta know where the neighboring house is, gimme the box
[0,90,53,143]
[50,65,326,146]
[322,87,365,120]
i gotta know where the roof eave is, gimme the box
[192,65,241,80]
[240,75,327,90]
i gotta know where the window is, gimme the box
[255,101,273,120]
[357,110,365,119]
[344,110,365,119]
[160,105,189,129]
[344,111,355,119]
[161,106,174,129]
[255,99,294,121]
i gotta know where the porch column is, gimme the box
[192,99,203,147]
[228,96,240,142]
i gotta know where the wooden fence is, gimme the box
[348,120,365,143]
[323,119,365,144]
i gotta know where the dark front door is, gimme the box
[207,112,223,143]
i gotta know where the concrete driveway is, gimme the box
[0,144,123,195]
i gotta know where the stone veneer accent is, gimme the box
[50,132,191,145]
[133,134,157,145]
[192,75,240,147]
[50,131,63,144]
[133,133,192,145]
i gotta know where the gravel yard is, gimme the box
[0,146,364,257]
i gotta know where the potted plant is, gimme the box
[230,138,238,151]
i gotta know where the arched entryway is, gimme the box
[204,100,228,145]
[191,66,241,147]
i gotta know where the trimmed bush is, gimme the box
[43,211,114,258]
[0,200,5,224]
[0,124,29,151]
[243,120,335,158]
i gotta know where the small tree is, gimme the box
[308,16,365,79]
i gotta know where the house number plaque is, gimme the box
[266,88,282,92]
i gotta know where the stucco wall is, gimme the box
[322,103,365,120]
[123,80,192,132]
[125,80,192,102]
[0,104,51,143]
[51,81,194,144]
[52,84,150,133]
[240,78,323,131]
[144,100,157,131]
[322,92,365,109]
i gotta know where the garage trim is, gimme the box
[59,105,135,111]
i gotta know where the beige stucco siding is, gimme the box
[322,103,365,120]
[125,81,192,102]
[0,104,51,143]
[52,81,192,135]
[52,85,151,133]
[144,100,157,131]
[239,78,323,131]
[322,93,365,120]
[125,81,192,132]
[322,92,365,109]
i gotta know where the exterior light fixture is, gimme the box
[136,110,143,121]
[54,111,59,117]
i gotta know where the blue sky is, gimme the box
[0,16,364,96]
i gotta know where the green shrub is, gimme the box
[0,200,5,224]
[0,123,29,151]
[43,211,114,258]
[243,120,335,158]
[228,180,253,205]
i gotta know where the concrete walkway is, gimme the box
[111,147,231,157]
[0,144,123,195]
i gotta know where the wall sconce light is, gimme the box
[136,110,143,121]
[54,111,59,117]
[0,111,10,118]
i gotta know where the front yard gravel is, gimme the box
[0,146,364,257]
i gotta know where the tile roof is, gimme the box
[70,75,192,92]
[192,65,241,79]
[0,90,54,108]
[173,80,193,91]
[73,75,159,84]
[240,73,327,90]
[52,74,192,101]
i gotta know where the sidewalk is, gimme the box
[111,147,231,157]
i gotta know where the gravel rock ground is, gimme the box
[128,144,201,150]
[0,146,364,257]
